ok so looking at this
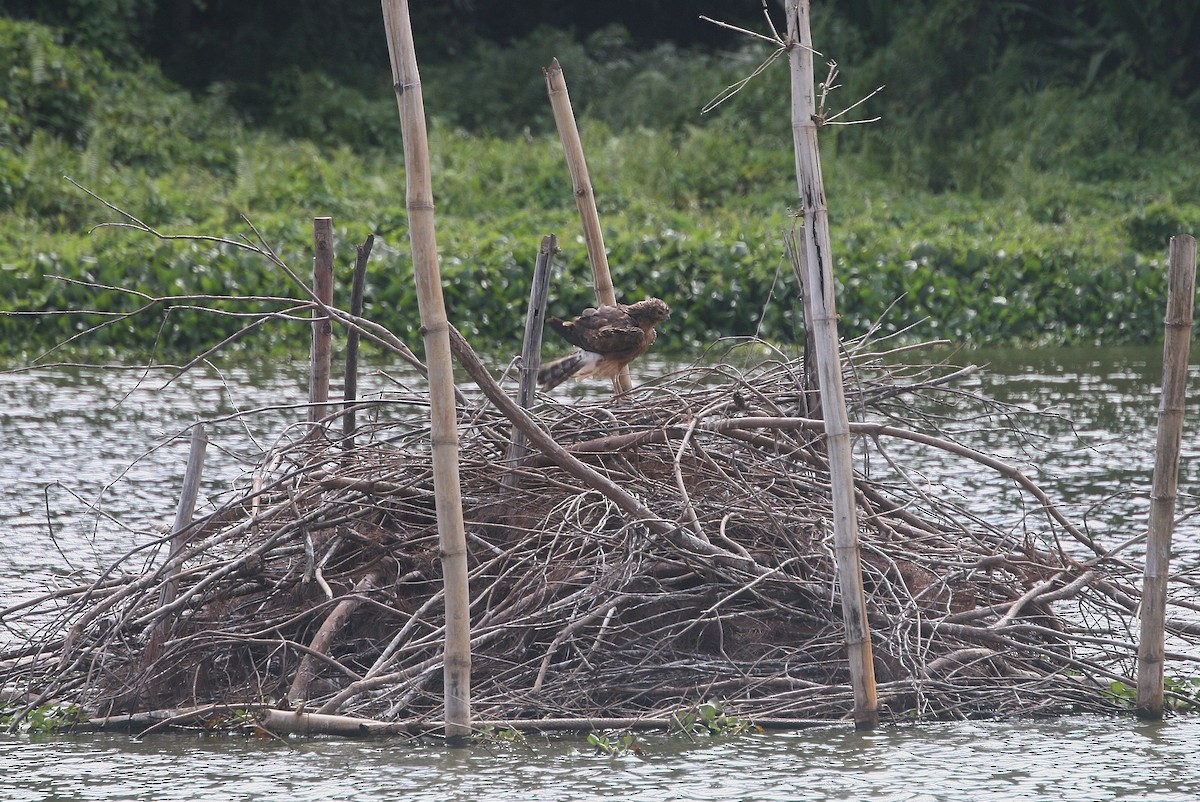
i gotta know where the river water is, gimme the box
[2,346,1199,800]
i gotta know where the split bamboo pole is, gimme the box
[380,0,472,741]
[502,234,558,491]
[785,0,879,729]
[161,424,208,601]
[1136,233,1197,719]
[309,217,335,428]
[141,424,207,677]
[342,233,374,447]
[544,58,631,394]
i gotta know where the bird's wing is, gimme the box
[547,315,590,350]
[587,323,646,354]
[549,305,644,353]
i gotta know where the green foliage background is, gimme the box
[1,2,1198,360]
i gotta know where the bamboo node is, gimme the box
[418,320,449,336]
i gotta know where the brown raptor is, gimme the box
[537,297,671,390]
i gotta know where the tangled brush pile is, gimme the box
[3,339,1194,733]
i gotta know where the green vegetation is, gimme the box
[586,730,644,756]
[473,726,530,748]
[1104,676,1200,712]
[669,700,757,737]
[1,703,84,734]
[2,4,1198,361]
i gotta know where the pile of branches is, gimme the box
[3,338,1197,734]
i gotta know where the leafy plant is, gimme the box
[1163,676,1200,712]
[1103,676,1200,712]
[1102,679,1137,707]
[2,17,1197,360]
[1,703,84,734]
[472,726,529,748]
[669,700,755,737]
[587,730,643,756]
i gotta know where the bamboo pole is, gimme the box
[1136,233,1197,719]
[141,424,208,676]
[162,424,208,598]
[502,234,558,491]
[342,233,374,447]
[381,0,472,741]
[785,0,878,728]
[309,217,335,428]
[544,58,631,394]
[76,706,829,737]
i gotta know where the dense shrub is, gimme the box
[0,19,108,149]
[2,16,1197,361]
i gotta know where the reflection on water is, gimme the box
[4,716,1200,802]
[2,346,1200,800]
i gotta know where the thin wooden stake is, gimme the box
[309,217,335,428]
[544,58,631,394]
[164,424,208,594]
[342,233,375,447]
[381,0,472,741]
[503,234,558,490]
[786,0,879,729]
[141,424,208,677]
[1136,233,1197,719]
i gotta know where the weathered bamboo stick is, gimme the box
[381,0,472,741]
[74,705,830,737]
[163,423,208,588]
[502,234,558,490]
[342,233,374,446]
[1136,233,1197,719]
[287,568,386,707]
[544,58,631,394]
[141,424,208,675]
[786,0,879,729]
[309,217,335,428]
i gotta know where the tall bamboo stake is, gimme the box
[786,0,878,728]
[381,0,472,740]
[309,217,335,428]
[1136,233,1197,719]
[544,58,631,394]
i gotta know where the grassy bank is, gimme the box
[2,17,1198,361]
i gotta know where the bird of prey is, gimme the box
[537,297,671,390]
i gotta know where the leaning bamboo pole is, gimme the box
[309,217,335,428]
[1136,233,1197,719]
[785,0,879,728]
[380,0,472,740]
[544,59,631,394]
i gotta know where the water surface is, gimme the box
[5,715,1200,801]
[2,347,1200,800]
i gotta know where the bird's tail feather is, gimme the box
[538,352,585,390]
